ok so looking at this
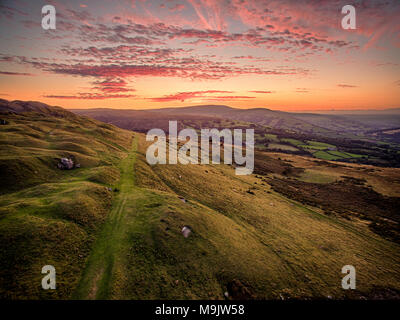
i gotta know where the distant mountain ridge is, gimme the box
[0,99,77,119]
[145,104,400,133]
[2,100,398,136]
[143,104,365,135]
[72,104,333,135]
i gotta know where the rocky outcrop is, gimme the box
[57,157,80,170]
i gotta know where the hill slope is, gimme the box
[73,133,400,300]
[0,100,133,299]
[73,105,334,135]
[73,104,400,136]
[1,100,400,299]
[118,135,400,299]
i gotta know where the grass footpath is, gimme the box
[72,134,230,300]
[73,135,142,299]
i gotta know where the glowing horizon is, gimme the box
[0,0,399,111]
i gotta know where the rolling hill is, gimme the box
[1,100,400,300]
[73,105,334,135]
[0,99,133,298]
[72,105,400,167]
[72,105,400,137]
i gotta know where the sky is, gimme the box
[0,0,399,111]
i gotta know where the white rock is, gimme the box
[182,226,191,238]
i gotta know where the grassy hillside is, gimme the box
[72,106,400,167]
[0,100,133,299]
[124,135,400,299]
[71,108,219,134]
[1,100,399,300]
[73,133,400,299]
[73,105,335,136]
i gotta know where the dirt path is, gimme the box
[72,136,137,299]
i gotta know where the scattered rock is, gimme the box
[57,157,75,170]
[181,226,191,238]
[179,197,187,203]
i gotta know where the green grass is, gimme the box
[307,140,336,149]
[342,152,364,158]
[296,140,338,154]
[313,150,343,160]
[0,108,133,299]
[72,137,141,299]
[268,143,299,151]
[265,133,278,141]
[131,135,400,299]
[323,150,364,159]
[1,102,400,300]
[298,170,337,184]
[300,144,329,151]
[255,143,268,150]
[280,138,303,146]
[325,150,348,158]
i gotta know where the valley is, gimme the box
[73,105,400,168]
[1,100,400,300]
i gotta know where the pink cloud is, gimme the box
[249,90,274,94]
[2,0,398,103]
[296,87,309,93]
[44,93,136,100]
[0,71,33,76]
[148,90,234,102]
[169,4,185,12]
[92,78,135,93]
[337,84,358,88]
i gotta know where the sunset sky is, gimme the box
[0,0,399,111]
